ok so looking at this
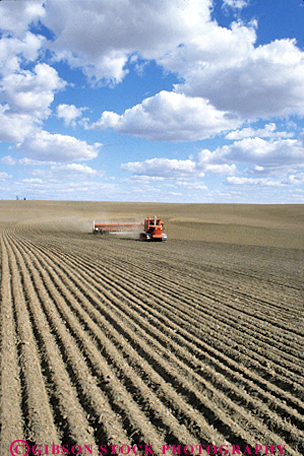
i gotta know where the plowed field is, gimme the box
[1,201,304,456]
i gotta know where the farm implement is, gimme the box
[93,216,167,241]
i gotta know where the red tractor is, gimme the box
[93,215,167,241]
[140,216,167,241]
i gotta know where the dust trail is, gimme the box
[108,231,142,240]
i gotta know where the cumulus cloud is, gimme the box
[121,158,199,179]
[222,0,250,10]
[52,163,102,178]
[42,0,212,84]
[123,134,304,182]
[3,0,304,141]
[0,105,37,142]
[17,130,102,162]
[283,173,304,186]
[0,20,70,161]
[1,0,304,203]
[11,176,115,202]
[211,137,304,171]
[1,155,17,165]
[18,157,57,166]
[88,91,241,141]
[225,123,294,140]
[1,63,66,119]
[31,163,103,179]
[194,135,304,180]
[176,38,304,119]
[0,32,64,146]
[0,60,66,150]
[121,155,236,180]
[225,176,283,187]
[0,172,12,180]
[0,32,44,76]
[56,104,87,127]
[21,178,44,184]
[0,0,45,37]
[177,181,208,191]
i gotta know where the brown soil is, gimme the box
[0,201,303,456]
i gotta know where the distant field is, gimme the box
[1,201,304,456]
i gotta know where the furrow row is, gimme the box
[14,234,303,454]
[41,238,304,344]
[0,235,24,454]
[34,240,304,400]
[8,235,150,451]
[3,234,60,445]
[8,235,101,454]
[13,235,253,451]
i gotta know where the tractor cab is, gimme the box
[142,216,167,241]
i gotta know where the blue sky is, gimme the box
[1,0,304,203]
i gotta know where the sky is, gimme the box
[1,0,304,203]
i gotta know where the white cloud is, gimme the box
[0,29,69,156]
[176,38,304,119]
[88,91,241,141]
[56,104,87,127]
[52,163,102,178]
[3,0,304,127]
[42,0,212,84]
[0,32,44,76]
[0,172,12,180]
[121,155,236,180]
[225,123,294,140]
[0,59,66,149]
[225,176,284,187]
[203,163,237,174]
[283,173,304,186]
[7,177,117,202]
[121,134,304,183]
[121,158,198,179]
[18,157,57,166]
[31,163,103,179]
[1,155,17,165]
[0,105,37,142]
[176,181,208,190]
[198,136,304,174]
[17,130,102,162]
[1,63,66,119]
[0,0,45,37]
[222,0,250,10]
[1,0,304,204]
[22,178,44,184]
[3,0,304,136]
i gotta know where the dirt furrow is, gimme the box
[108,253,304,337]
[84,237,303,306]
[10,235,171,454]
[16,235,302,452]
[82,255,304,386]
[36,235,303,348]
[0,234,24,455]
[86,256,304,370]
[21,237,304,390]
[8,235,101,455]
[2,234,60,445]
[2,202,304,456]
[14,235,226,452]
[35,241,304,407]
[40,239,304,361]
